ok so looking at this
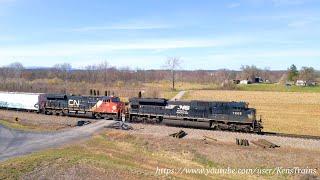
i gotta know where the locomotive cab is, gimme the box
[93,96,125,119]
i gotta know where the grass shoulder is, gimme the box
[0,131,294,179]
[0,119,50,132]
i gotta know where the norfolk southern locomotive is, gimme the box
[128,97,263,132]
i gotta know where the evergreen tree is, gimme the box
[287,64,299,81]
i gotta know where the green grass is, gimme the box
[0,120,46,132]
[237,84,320,93]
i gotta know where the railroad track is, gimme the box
[1,109,320,141]
[259,132,320,141]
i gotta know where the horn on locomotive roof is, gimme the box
[138,91,142,98]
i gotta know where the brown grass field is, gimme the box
[3,130,318,179]
[184,90,320,136]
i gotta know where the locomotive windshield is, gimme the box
[111,97,120,102]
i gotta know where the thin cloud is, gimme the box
[69,22,172,32]
[271,0,308,6]
[209,50,320,61]
[0,0,15,3]
[245,0,311,6]
[288,17,318,28]
[0,36,15,41]
[227,2,241,8]
[0,37,251,58]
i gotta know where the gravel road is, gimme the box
[170,91,186,101]
[0,120,114,162]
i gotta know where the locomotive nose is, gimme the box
[247,109,256,120]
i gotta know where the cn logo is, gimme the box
[68,99,80,107]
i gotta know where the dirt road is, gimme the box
[170,90,186,101]
[0,120,114,162]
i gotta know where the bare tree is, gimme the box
[165,57,181,90]
[85,64,98,82]
[97,61,109,83]
[240,65,261,82]
[0,66,10,83]
[53,63,72,93]
[8,62,24,79]
[299,67,316,83]
[53,63,72,81]
[262,67,271,82]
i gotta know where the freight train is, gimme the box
[0,92,125,119]
[0,91,263,132]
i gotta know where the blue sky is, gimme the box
[0,0,319,70]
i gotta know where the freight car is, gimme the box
[38,94,125,119]
[0,92,43,111]
[127,97,263,132]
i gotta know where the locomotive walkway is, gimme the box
[0,120,114,162]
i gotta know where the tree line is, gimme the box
[0,60,318,95]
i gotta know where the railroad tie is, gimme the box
[236,138,249,147]
[251,139,280,148]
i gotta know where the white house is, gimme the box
[296,80,307,86]
[240,80,250,85]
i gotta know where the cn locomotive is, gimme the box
[38,94,125,119]
[0,91,263,133]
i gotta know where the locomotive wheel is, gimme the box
[230,125,237,132]
[61,111,67,116]
[94,113,102,119]
[243,126,251,133]
[45,111,53,115]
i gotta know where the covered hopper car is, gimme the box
[0,92,42,111]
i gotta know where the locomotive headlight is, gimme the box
[112,106,117,110]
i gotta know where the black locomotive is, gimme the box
[128,97,263,132]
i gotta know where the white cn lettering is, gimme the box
[68,99,80,107]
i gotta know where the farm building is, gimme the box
[296,80,317,86]
[240,80,251,84]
